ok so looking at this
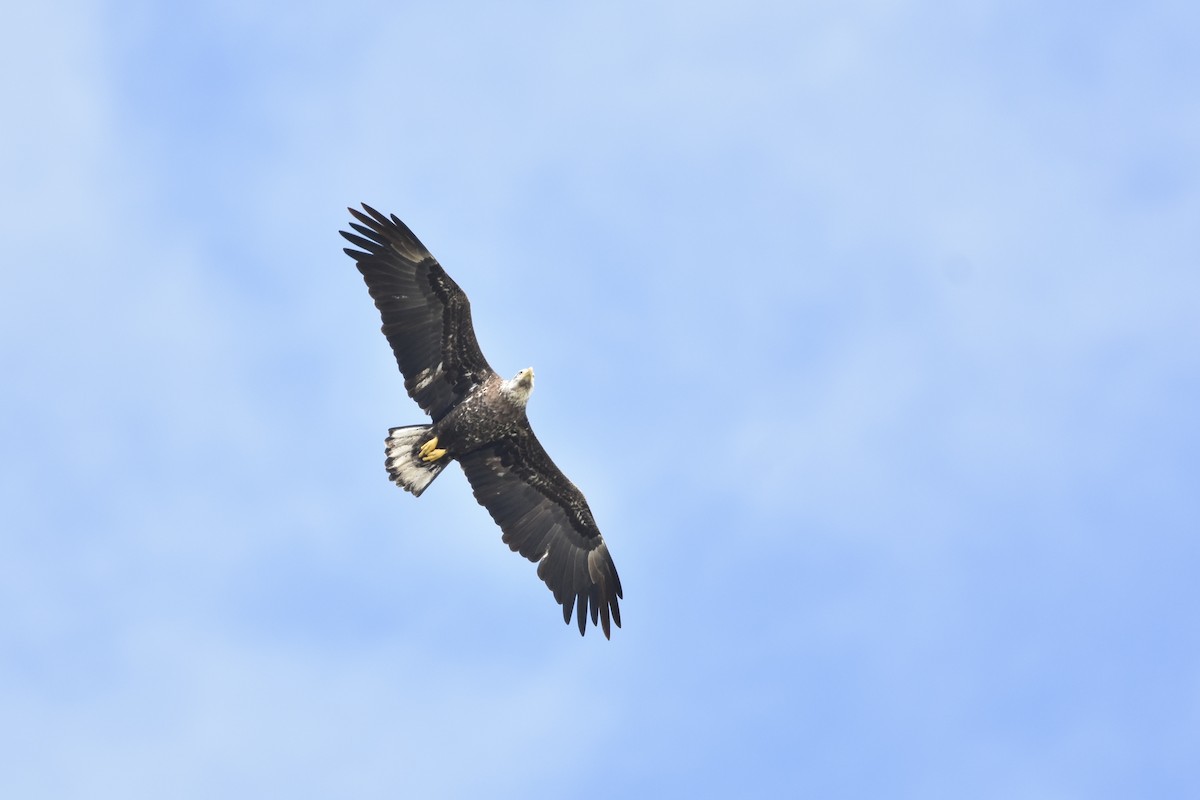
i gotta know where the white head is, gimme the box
[502,367,535,406]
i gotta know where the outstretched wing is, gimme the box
[340,204,494,421]
[458,427,623,638]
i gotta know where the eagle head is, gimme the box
[503,367,535,406]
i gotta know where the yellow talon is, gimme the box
[419,437,447,462]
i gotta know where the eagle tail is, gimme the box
[384,426,448,497]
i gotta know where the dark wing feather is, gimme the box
[340,204,494,421]
[458,428,623,638]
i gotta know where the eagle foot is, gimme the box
[419,436,448,462]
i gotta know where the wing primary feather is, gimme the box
[355,203,393,228]
[598,591,611,639]
[347,221,392,246]
[340,231,382,251]
[589,584,601,626]
[575,592,587,636]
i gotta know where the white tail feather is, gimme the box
[384,425,448,496]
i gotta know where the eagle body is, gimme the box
[427,372,530,458]
[340,205,622,637]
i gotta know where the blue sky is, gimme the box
[3,1,1199,797]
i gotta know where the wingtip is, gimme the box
[347,203,384,228]
[563,593,620,638]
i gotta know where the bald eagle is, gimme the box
[340,205,623,638]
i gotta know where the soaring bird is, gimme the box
[340,205,623,637]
